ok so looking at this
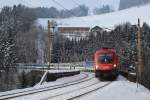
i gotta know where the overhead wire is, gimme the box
[50,0,113,30]
[20,0,37,8]
[71,0,80,6]
[52,0,89,25]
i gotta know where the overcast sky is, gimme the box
[0,0,120,10]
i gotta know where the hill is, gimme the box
[38,4,150,29]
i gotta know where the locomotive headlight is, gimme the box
[114,64,117,67]
[96,65,99,69]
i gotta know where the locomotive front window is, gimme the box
[98,53,113,64]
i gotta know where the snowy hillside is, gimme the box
[38,4,150,29]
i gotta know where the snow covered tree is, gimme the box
[0,7,17,68]
[93,5,113,15]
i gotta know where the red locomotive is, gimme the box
[94,48,118,78]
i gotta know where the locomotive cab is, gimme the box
[94,49,118,78]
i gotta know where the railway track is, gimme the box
[43,81,112,100]
[68,82,112,100]
[1,72,114,100]
[41,75,113,100]
[43,80,100,100]
[0,73,93,100]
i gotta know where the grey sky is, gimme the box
[0,0,120,10]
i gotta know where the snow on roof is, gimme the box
[37,4,150,30]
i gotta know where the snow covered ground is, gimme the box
[38,4,150,29]
[79,75,150,100]
[1,73,149,100]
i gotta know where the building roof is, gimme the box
[58,26,90,33]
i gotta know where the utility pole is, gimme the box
[137,18,143,81]
[128,26,131,69]
[47,20,52,69]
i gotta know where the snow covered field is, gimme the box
[38,4,150,29]
[1,72,149,100]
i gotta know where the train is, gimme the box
[94,48,119,78]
